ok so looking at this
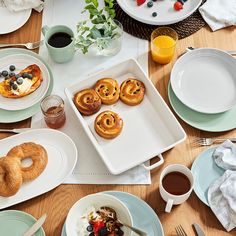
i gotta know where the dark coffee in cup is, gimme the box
[48,32,72,48]
[162,171,191,195]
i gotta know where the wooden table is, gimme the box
[1,10,236,236]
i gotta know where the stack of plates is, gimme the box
[61,191,164,236]
[0,49,53,123]
[168,48,236,132]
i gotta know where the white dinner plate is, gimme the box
[0,129,78,209]
[116,0,202,25]
[171,48,236,114]
[0,4,31,34]
[0,54,50,111]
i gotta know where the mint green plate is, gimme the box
[0,210,45,236]
[168,82,236,132]
[0,48,53,123]
[191,147,224,206]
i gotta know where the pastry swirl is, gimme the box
[94,78,120,105]
[94,111,123,139]
[120,78,145,106]
[74,89,102,116]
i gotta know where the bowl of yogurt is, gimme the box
[66,193,133,236]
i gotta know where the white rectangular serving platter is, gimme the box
[65,59,186,175]
[0,129,77,209]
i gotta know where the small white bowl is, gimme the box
[66,193,133,236]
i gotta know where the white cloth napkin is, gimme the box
[213,140,236,171]
[199,0,236,31]
[3,0,44,12]
[208,170,236,231]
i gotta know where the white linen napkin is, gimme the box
[213,140,236,171]
[3,0,44,12]
[208,170,236,231]
[199,0,236,31]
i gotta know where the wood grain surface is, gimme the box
[0,10,236,236]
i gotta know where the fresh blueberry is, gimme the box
[9,65,16,71]
[2,70,8,77]
[22,72,29,78]
[12,83,18,90]
[15,74,21,79]
[89,233,95,236]
[16,77,24,85]
[118,228,124,236]
[86,225,93,232]
[152,12,157,17]
[9,80,14,86]
[9,72,15,77]
[98,227,109,236]
[147,1,153,7]
[27,73,33,79]
[183,0,188,2]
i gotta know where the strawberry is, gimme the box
[93,220,105,234]
[174,1,183,10]
[136,0,146,6]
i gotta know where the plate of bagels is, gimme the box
[65,59,186,175]
[0,128,77,209]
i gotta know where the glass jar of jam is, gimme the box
[40,95,66,129]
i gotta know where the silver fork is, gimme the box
[0,40,44,50]
[175,225,188,236]
[193,137,236,146]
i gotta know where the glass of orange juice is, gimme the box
[151,27,178,64]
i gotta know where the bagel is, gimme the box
[7,142,48,181]
[0,157,22,197]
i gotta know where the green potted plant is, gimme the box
[74,0,123,56]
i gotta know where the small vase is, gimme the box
[95,20,123,57]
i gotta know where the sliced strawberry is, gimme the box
[136,0,146,6]
[93,220,105,233]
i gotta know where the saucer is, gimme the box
[168,82,236,132]
[191,147,224,206]
[61,191,164,236]
[0,210,45,236]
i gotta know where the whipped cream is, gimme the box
[11,78,32,95]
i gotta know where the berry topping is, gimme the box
[9,72,15,77]
[174,1,183,10]
[86,225,93,232]
[147,1,153,7]
[12,83,18,90]
[136,0,146,6]
[27,73,33,79]
[89,233,95,236]
[2,70,8,77]
[15,74,21,79]
[152,12,157,17]
[22,72,29,78]
[98,226,109,236]
[16,77,24,85]
[9,65,16,71]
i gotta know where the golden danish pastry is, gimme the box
[74,89,102,116]
[94,78,120,105]
[0,64,43,98]
[7,142,48,181]
[120,78,145,106]
[94,110,123,139]
[0,157,23,197]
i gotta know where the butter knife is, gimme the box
[0,128,32,133]
[186,46,236,56]
[23,214,47,236]
[192,223,205,236]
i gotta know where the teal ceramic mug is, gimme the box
[42,25,75,63]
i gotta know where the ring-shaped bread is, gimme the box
[7,142,48,181]
[94,78,120,105]
[0,157,22,197]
